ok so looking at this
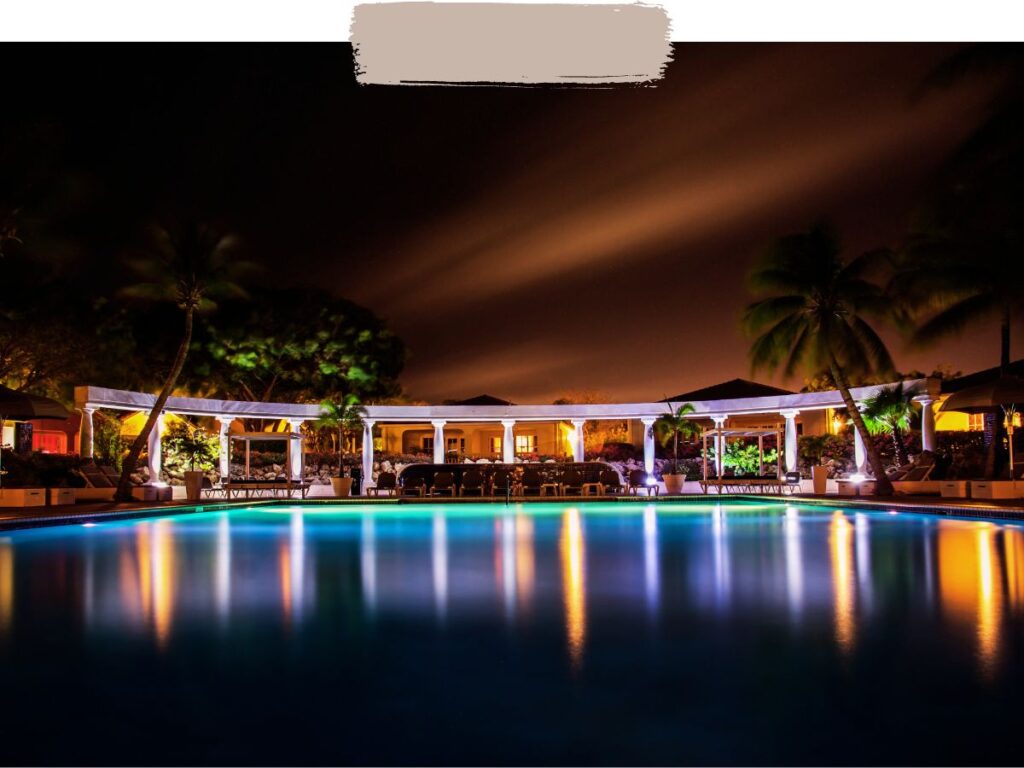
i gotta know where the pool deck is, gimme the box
[1,492,1023,531]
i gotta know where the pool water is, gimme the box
[1,501,1023,764]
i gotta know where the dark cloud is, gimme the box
[2,44,1006,402]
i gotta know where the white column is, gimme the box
[641,417,656,477]
[216,416,233,479]
[854,421,867,474]
[147,413,165,483]
[571,419,586,463]
[79,407,95,458]
[362,419,376,493]
[919,398,936,453]
[713,415,728,475]
[432,419,446,464]
[781,409,799,474]
[287,419,304,481]
[501,419,515,464]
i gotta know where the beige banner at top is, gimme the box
[351,2,672,86]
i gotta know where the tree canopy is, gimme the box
[184,288,405,404]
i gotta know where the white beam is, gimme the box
[216,416,233,480]
[917,397,936,453]
[641,417,656,477]
[362,419,376,494]
[287,420,305,482]
[79,407,95,459]
[501,419,515,464]
[781,409,799,474]
[432,419,446,464]
[571,419,586,463]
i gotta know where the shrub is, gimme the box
[0,449,85,487]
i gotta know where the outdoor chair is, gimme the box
[783,472,802,494]
[560,469,584,495]
[490,469,517,497]
[627,469,657,496]
[598,468,623,495]
[369,472,398,497]
[401,476,427,497]
[520,468,544,496]
[430,471,456,496]
[201,476,226,498]
[459,468,485,496]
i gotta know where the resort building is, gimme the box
[70,374,951,485]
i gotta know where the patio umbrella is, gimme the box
[0,385,71,488]
[940,374,1024,476]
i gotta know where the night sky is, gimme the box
[4,44,1008,403]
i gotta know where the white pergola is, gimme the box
[74,377,941,493]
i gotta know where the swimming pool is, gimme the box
[1,501,1022,764]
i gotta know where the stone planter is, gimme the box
[811,465,828,495]
[331,476,354,498]
[183,471,204,501]
[663,474,685,494]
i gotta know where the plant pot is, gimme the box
[183,470,204,501]
[331,476,354,498]
[663,473,685,495]
[811,465,828,495]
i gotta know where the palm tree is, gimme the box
[114,223,252,501]
[315,395,367,477]
[654,402,699,474]
[890,48,1024,479]
[742,222,897,496]
[861,382,921,467]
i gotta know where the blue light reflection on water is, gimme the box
[1,501,1023,764]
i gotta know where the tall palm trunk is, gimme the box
[892,424,909,466]
[115,308,194,501]
[985,303,1013,478]
[829,359,894,496]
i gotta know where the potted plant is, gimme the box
[316,395,367,497]
[654,402,699,495]
[801,434,829,494]
[163,422,217,501]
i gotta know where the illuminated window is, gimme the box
[446,437,465,453]
[515,435,537,454]
[489,437,502,454]
[33,430,67,454]
[967,413,986,431]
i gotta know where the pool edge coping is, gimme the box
[1,493,1022,532]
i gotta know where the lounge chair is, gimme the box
[368,472,398,497]
[490,468,517,497]
[201,476,226,498]
[429,471,455,497]
[75,463,171,502]
[599,468,623,495]
[627,469,657,496]
[520,468,544,496]
[459,468,485,496]
[892,464,939,495]
[560,469,584,496]
[401,476,426,497]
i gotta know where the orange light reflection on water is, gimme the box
[0,539,12,634]
[560,507,586,671]
[829,512,856,654]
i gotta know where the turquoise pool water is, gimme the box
[1,501,1023,764]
